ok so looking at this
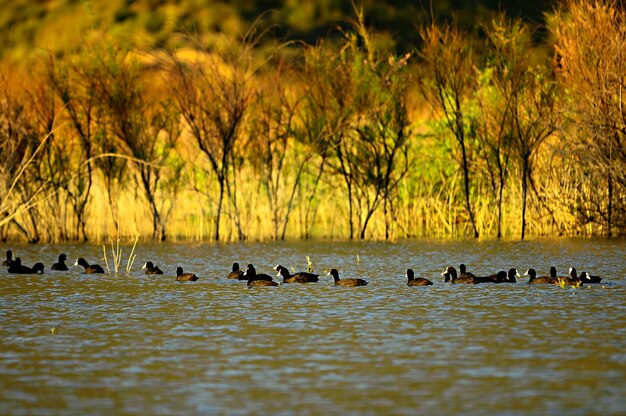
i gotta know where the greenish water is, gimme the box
[1,239,625,415]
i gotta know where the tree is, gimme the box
[420,22,480,238]
[248,67,306,240]
[349,33,412,239]
[26,73,67,241]
[302,40,358,238]
[474,66,514,238]
[46,49,100,241]
[552,0,626,236]
[303,10,411,239]
[169,35,255,241]
[93,46,181,241]
[292,54,335,239]
[0,69,50,242]
[486,15,558,240]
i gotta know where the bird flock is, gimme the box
[2,249,603,287]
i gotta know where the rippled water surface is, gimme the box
[1,239,625,415]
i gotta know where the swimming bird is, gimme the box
[504,268,519,283]
[549,266,568,279]
[327,268,368,287]
[74,258,105,274]
[3,250,17,267]
[176,266,197,282]
[245,264,278,286]
[550,266,581,286]
[247,278,279,287]
[243,264,273,282]
[51,254,68,271]
[524,268,557,284]
[476,270,508,283]
[567,267,602,283]
[550,267,583,287]
[274,264,319,283]
[579,271,602,284]
[406,269,433,286]
[227,262,245,280]
[142,261,163,275]
[442,266,479,284]
[459,264,477,279]
[8,258,44,274]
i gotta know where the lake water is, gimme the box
[1,239,625,415]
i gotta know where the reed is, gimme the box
[2,141,621,242]
[101,244,110,274]
[101,235,139,276]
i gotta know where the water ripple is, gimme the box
[0,239,625,415]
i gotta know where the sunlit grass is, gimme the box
[102,236,139,276]
[2,156,606,242]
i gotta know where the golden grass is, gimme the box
[102,236,139,276]
[0,180,611,242]
[1,130,616,243]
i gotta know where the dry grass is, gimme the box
[102,236,139,276]
[1,129,617,243]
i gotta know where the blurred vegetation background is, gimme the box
[1,0,624,243]
[1,0,554,61]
